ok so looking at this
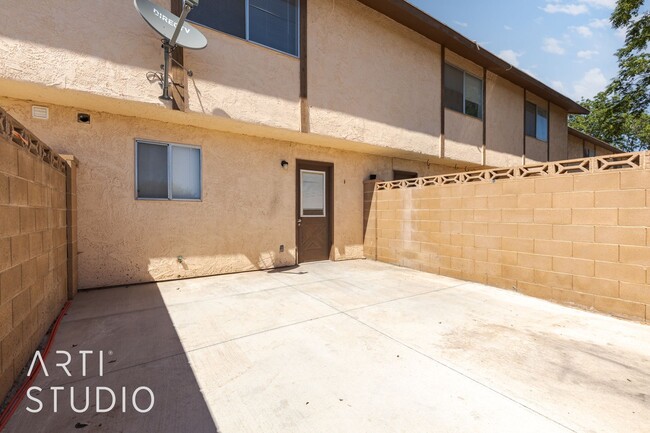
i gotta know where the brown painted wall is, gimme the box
[0,134,70,399]
[365,152,650,323]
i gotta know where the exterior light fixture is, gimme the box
[281,160,289,170]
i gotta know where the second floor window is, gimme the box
[188,0,299,56]
[525,101,548,142]
[444,64,483,119]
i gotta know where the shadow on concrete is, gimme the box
[3,283,219,433]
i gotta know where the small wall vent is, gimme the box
[31,106,49,120]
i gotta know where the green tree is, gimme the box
[569,0,649,151]
[570,93,650,151]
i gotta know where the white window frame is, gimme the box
[300,169,326,218]
[188,0,300,58]
[135,139,203,202]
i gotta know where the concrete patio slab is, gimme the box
[4,260,650,433]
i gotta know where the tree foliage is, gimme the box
[569,0,649,151]
[569,93,650,151]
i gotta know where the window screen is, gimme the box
[444,64,483,118]
[525,101,537,138]
[536,107,549,142]
[444,64,464,113]
[464,74,483,119]
[136,141,201,201]
[137,142,168,199]
[249,0,299,56]
[525,102,549,142]
[187,0,299,56]
[187,0,246,39]
[171,146,201,200]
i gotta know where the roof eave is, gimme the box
[568,127,623,153]
[356,0,590,115]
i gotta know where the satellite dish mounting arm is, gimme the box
[161,0,199,101]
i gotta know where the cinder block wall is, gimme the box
[365,152,650,323]
[0,136,70,399]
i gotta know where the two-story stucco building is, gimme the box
[0,0,617,289]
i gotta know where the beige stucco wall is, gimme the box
[184,23,300,130]
[549,104,568,161]
[2,98,452,289]
[0,0,573,168]
[446,50,483,77]
[485,72,524,167]
[568,134,584,159]
[307,0,441,154]
[596,144,613,156]
[444,110,484,165]
[525,136,548,163]
[0,0,167,107]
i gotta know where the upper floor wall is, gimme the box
[0,0,580,167]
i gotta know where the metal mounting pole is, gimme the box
[160,1,198,101]
[161,41,172,101]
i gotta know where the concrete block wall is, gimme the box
[365,152,650,323]
[0,136,70,399]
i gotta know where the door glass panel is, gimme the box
[301,170,325,217]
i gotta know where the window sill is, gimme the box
[136,198,203,202]
[525,134,548,144]
[444,108,484,122]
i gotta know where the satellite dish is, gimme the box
[134,0,207,100]
[134,0,207,49]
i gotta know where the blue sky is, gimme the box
[408,0,628,101]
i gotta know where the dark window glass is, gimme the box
[393,171,418,180]
[525,101,536,138]
[249,0,299,55]
[137,142,168,199]
[444,64,464,113]
[187,0,246,39]
[536,107,548,142]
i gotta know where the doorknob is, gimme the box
[297,218,302,226]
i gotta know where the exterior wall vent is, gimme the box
[31,105,49,120]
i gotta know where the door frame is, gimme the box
[295,159,334,263]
